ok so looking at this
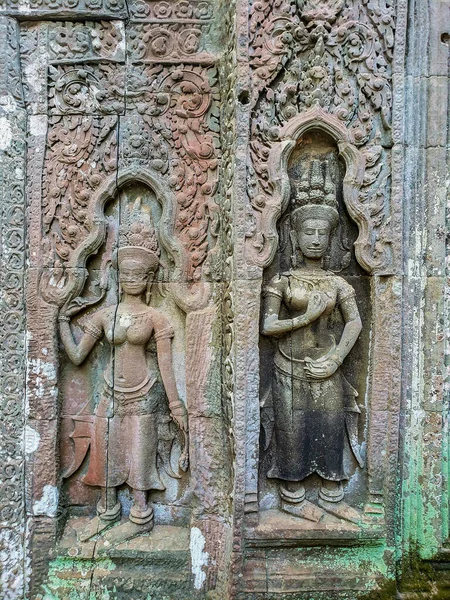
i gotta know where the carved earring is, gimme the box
[118,282,123,302]
[145,279,152,306]
[289,231,298,268]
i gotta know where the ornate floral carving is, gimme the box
[48,20,124,61]
[128,23,212,62]
[42,61,219,281]
[48,63,125,114]
[161,67,220,280]
[0,0,126,17]
[41,114,118,264]
[128,0,213,21]
[120,115,170,172]
[247,0,396,272]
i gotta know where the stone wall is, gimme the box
[0,0,449,598]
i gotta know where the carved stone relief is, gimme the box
[0,16,27,600]
[2,0,450,597]
[260,158,365,525]
[246,0,396,273]
[47,193,189,545]
[17,2,232,597]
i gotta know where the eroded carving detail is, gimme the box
[247,0,395,272]
[261,160,364,524]
[48,20,124,61]
[53,199,188,545]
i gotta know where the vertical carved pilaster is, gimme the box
[0,15,27,600]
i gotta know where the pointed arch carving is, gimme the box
[246,107,391,274]
[40,167,211,313]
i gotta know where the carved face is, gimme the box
[297,218,331,259]
[119,259,154,296]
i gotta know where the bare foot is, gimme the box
[78,516,116,543]
[281,499,324,523]
[318,499,362,524]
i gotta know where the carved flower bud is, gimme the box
[90,174,102,187]
[67,225,79,238]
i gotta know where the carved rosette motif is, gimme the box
[0,17,26,600]
[0,0,126,17]
[247,0,396,273]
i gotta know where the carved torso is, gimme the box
[266,269,355,376]
[87,304,174,392]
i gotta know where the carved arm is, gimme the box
[58,314,102,366]
[261,292,327,336]
[329,296,362,366]
[156,337,188,432]
[304,295,362,379]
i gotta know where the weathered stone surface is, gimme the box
[0,0,449,597]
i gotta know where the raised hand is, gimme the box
[40,265,87,308]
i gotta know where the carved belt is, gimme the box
[103,373,157,403]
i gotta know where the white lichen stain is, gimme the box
[116,21,126,55]
[0,527,24,600]
[0,95,19,114]
[28,358,57,398]
[33,485,59,517]
[190,526,209,590]
[29,115,47,137]
[17,0,31,14]
[25,425,40,454]
[119,314,132,328]
[0,117,13,150]
[24,61,43,93]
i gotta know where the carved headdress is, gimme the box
[118,197,160,272]
[292,160,339,229]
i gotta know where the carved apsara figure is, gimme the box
[261,161,363,523]
[58,200,188,542]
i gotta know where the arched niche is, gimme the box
[40,167,211,313]
[59,174,192,526]
[258,108,373,523]
[248,107,384,274]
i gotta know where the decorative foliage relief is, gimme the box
[39,13,220,282]
[247,0,395,272]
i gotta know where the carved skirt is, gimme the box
[82,378,168,491]
[267,363,359,482]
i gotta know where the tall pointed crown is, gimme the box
[292,160,339,228]
[118,197,160,271]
